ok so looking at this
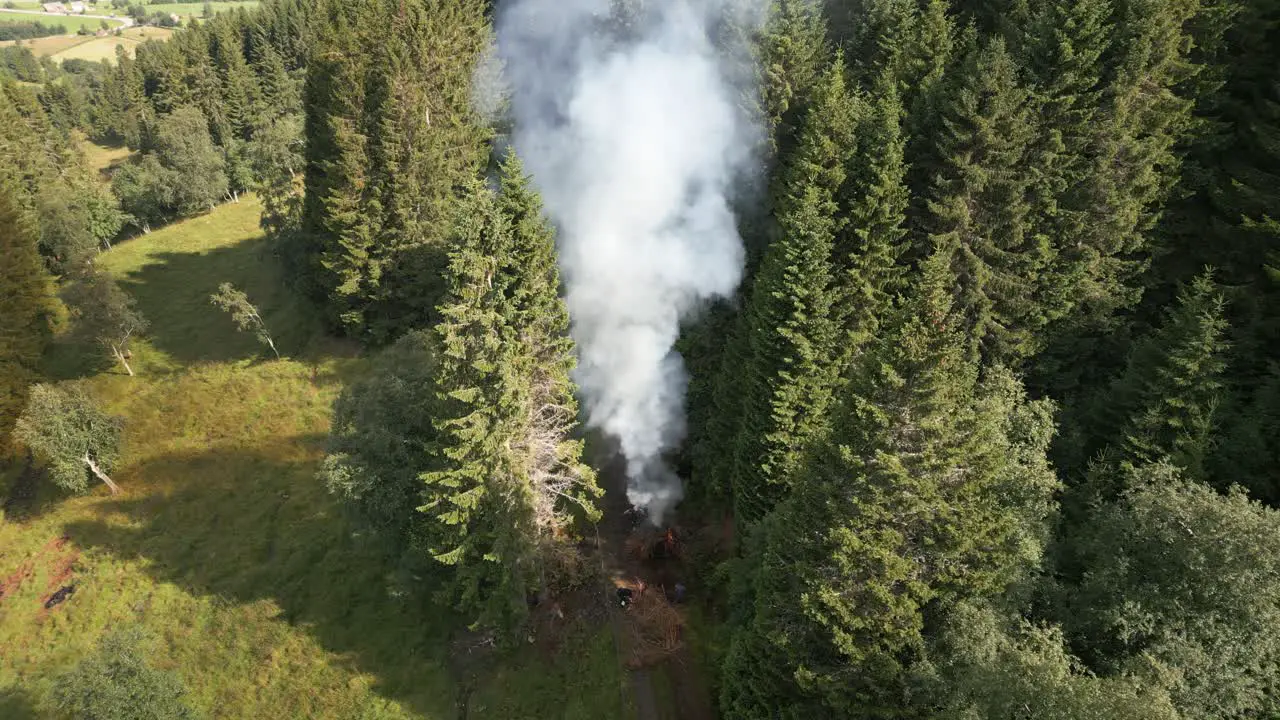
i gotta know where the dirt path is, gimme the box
[592,447,716,720]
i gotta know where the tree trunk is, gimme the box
[112,344,134,376]
[83,454,120,494]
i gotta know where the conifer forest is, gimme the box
[2,0,1280,717]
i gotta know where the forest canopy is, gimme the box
[0,0,1277,717]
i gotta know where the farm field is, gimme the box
[0,190,632,719]
[0,10,121,32]
[1,25,171,59]
[141,0,257,19]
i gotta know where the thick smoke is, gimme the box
[495,0,762,523]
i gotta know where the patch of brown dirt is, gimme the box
[0,535,79,616]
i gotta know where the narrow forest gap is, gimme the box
[594,445,715,720]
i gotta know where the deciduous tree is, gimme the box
[53,627,199,720]
[15,383,124,494]
[210,282,280,358]
[62,272,148,377]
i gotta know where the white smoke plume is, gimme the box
[495,0,764,523]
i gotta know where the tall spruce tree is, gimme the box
[1089,272,1230,481]
[726,57,857,527]
[493,155,601,541]
[1016,0,1113,327]
[301,0,376,333]
[720,252,1059,717]
[0,184,55,454]
[420,176,532,632]
[419,160,598,634]
[1032,0,1209,395]
[759,0,829,159]
[921,37,1052,363]
[301,0,490,340]
[833,69,909,352]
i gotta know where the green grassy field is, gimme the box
[77,133,132,182]
[142,1,257,19]
[0,11,122,32]
[50,25,170,61]
[1,25,172,60]
[0,195,631,718]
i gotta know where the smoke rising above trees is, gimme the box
[495,0,766,522]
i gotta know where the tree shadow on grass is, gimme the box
[113,236,329,366]
[1,452,73,523]
[62,441,457,719]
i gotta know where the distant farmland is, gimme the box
[0,10,122,33]
[0,25,173,60]
[136,1,259,20]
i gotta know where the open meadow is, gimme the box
[1,25,172,60]
[141,1,258,19]
[0,195,631,719]
[0,11,120,32]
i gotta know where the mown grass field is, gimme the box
[0,194,631,718]
[143,0,257,19]
[50,25,171,61]
[0,11,121,32]
[1,25,172,60]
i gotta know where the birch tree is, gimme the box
[15,383,124,494]
[210,282,280,359]
[62,272,148,377]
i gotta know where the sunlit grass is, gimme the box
[0,11,122,32]
[140,1,258,19]
[2,181,631,718]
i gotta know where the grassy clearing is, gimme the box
[468,624,631,719]
[2,186,631,718]
[143,1,257,18]
[1,25,173,60]
[49,25,171,61]
[0,11,121,32]
[77,133,132,182]
[51,34,132,61]
[0,32,85,54]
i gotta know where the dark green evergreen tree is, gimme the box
[726,58,857,527]
[921,37,1051,363]
[0,184,55,454]
[300,0,490,340]
[833,69,909,353]
[419,159,598,634]
[1078,272,1229,483]
[720,253,1058,717]
[419,177,527,631]
[759,0,829,159]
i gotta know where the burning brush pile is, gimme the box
[615,578,685,668]
[614,526,689,667]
